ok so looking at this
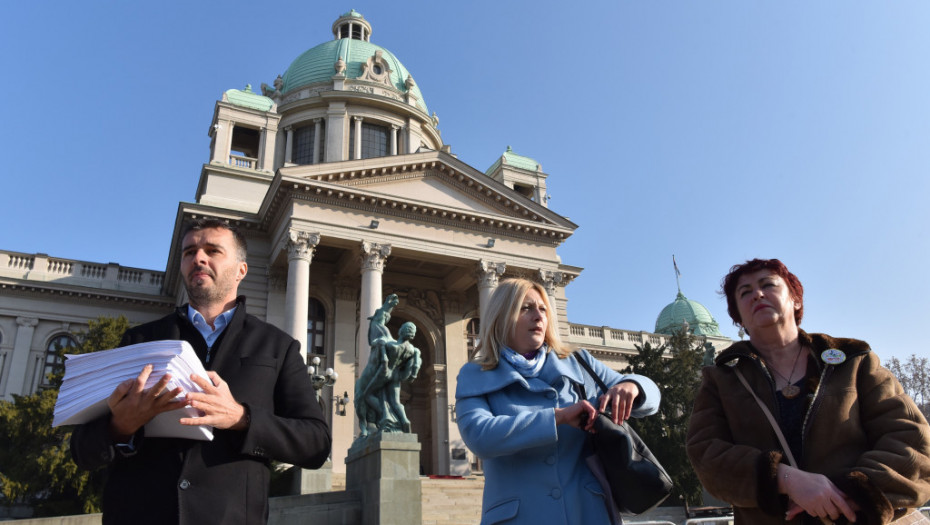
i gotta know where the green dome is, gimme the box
[280,22,428,114]
[485,145,542,174]
[224,84,274,112]
[655,292,723,337]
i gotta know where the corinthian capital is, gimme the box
[476,260,506,289]
[537,269,564,298]
[286,230,320,262]
[360,241,391,272]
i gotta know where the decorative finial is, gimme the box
[405,74,415,90]
[334,57,346,75]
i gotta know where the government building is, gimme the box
[0,10,732,478]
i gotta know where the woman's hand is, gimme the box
[555,400,597,432]
[598,381,640,424]
[779,465,859,523]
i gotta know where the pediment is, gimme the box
[347,173,507,216]
[266,152,577,244]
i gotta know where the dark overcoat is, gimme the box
[71,298,331,524]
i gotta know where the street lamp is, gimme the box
[307,356,348,417]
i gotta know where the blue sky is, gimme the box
[2,2,928,361]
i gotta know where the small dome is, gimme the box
[655,292,723,337]
[224,84,274,112]
[279,12,428,114]
[485,145,542,174]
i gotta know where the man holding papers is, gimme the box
[71,219,331,524]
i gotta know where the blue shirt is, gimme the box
[188,305,236,363]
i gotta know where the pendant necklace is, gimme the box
[768,347,804,399]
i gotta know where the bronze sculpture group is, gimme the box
[354,294,422,439]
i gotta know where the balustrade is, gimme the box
[8,255,33,270]
[46,259,73,276]
[1,250,165,294]
[81,264,107,280]
[229,154,257,168]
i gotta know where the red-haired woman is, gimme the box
[687,258,930,524]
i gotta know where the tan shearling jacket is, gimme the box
[687,331,930,525]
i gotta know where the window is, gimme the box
[307,298,326,356]
[466,318,480,361]
[44,334,76,386]
[293,125,316,165]
[349,122,389,160]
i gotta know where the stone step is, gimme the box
[420,477,483,525]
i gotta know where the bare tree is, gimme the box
[886,354,930,420]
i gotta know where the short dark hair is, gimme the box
[180,218,248,262]
[721,258,804,328]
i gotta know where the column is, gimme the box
[211,119,233,164]
[537,269,563,301]
[284,230,320,364]
[357,241,391,369]
[326,102,347,162]
[390,125,399,156]
[353,116,363,160]
[313,118,323,164]
[6,317,38,396]
[538,269,570,341]
[225,122,235,165]
[257,126,268,171]
[476,260,506,318]
[331,279,359,474]
[284,126,294,164]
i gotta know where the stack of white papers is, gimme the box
[53,340,214,441]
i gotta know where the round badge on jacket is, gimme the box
[821,349,846,365]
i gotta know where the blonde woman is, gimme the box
[455,278,661,524]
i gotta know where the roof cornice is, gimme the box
[0,281,175,309]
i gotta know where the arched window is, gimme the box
[307,298,326,357]
[466,318,480,361]
[349,122,389,160]
[44,334,76,387]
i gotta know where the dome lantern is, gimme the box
[332,9,372,42]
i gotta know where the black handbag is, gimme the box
[573,353,673,516]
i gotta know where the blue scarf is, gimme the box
[501,345,548,378]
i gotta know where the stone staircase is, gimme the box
[421,477,484,525]
[331,472,483,524]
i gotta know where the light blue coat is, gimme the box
[455,349,660,525]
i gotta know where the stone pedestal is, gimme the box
[291,460,332,495]
[346,433,422,525]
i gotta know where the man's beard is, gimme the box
[185,267,233,306]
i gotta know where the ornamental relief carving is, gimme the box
[286,230,320,261]
[348,85,375,95]
[358,50,394,86]
[398,287,443,330]
[476,260,507,289]
[538,269,564,297]
[360,241,391,272]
